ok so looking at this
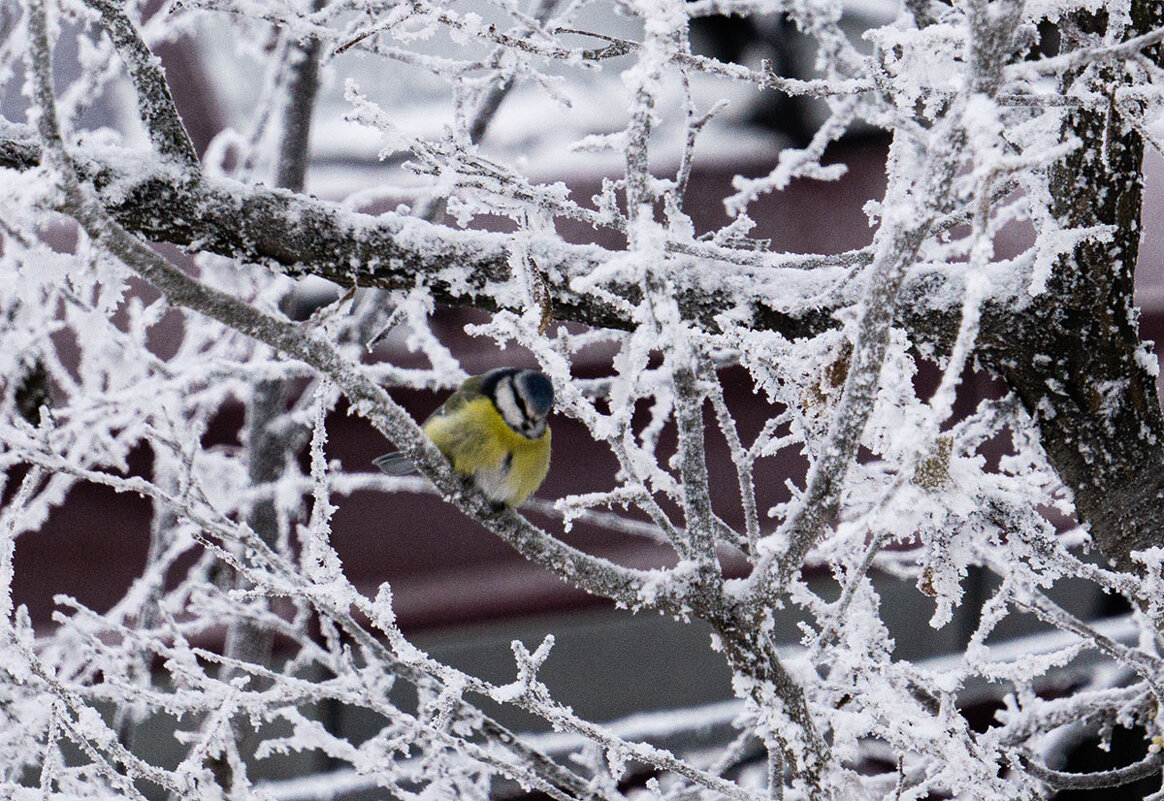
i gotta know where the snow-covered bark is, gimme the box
[3,0,1164,796]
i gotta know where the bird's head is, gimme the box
[484,368,554,439]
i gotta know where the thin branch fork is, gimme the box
[1006,23,1164,79]
[468,0,564,145]
[1014,592,1164,698]
[82,0,199,169]
[555,25,873,96]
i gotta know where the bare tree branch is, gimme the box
[1020,749,1164,790]
[82,0,199,169]
[0,126,842,339]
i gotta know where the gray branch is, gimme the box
[669,355,722,584]
[1020,749,1164,791]
[274,3,325,191]
[0,129,840,339]
[82,0,199,169]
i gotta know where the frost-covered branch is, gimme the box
[1020,748,1164,790]
[669,354,720,577]
[0,127,846,337]
[81,0,199,169]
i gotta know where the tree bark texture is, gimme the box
[976,1,1164,568]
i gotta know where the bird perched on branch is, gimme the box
[374,367,554,508]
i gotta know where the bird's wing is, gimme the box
[372,452,416,476]
[428,374,485,420]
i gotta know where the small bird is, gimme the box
[374,367,554,508]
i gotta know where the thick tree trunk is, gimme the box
[978,2,1164,568]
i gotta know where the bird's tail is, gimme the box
[373,452,417,476]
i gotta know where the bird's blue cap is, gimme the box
[516,370,554,418]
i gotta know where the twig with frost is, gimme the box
[670,89,728,221]
[1019,748,1164,790]
[1007,24,1164,80]
[493,638,765,801]
[561,25,875,97]
[81,0,199,169]
[994,683,1155,747]
[810,529,891,650]
[1015,591,1164,697]
[0,468,43,623]
[113,454,180,749]
[622,83,655,232]
[669,351,722,581]
[725,98,858,215]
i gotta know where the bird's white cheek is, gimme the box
[493,380,525,431]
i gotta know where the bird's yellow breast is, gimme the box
[422,396,551,506]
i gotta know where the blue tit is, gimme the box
[374,367,553,508]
